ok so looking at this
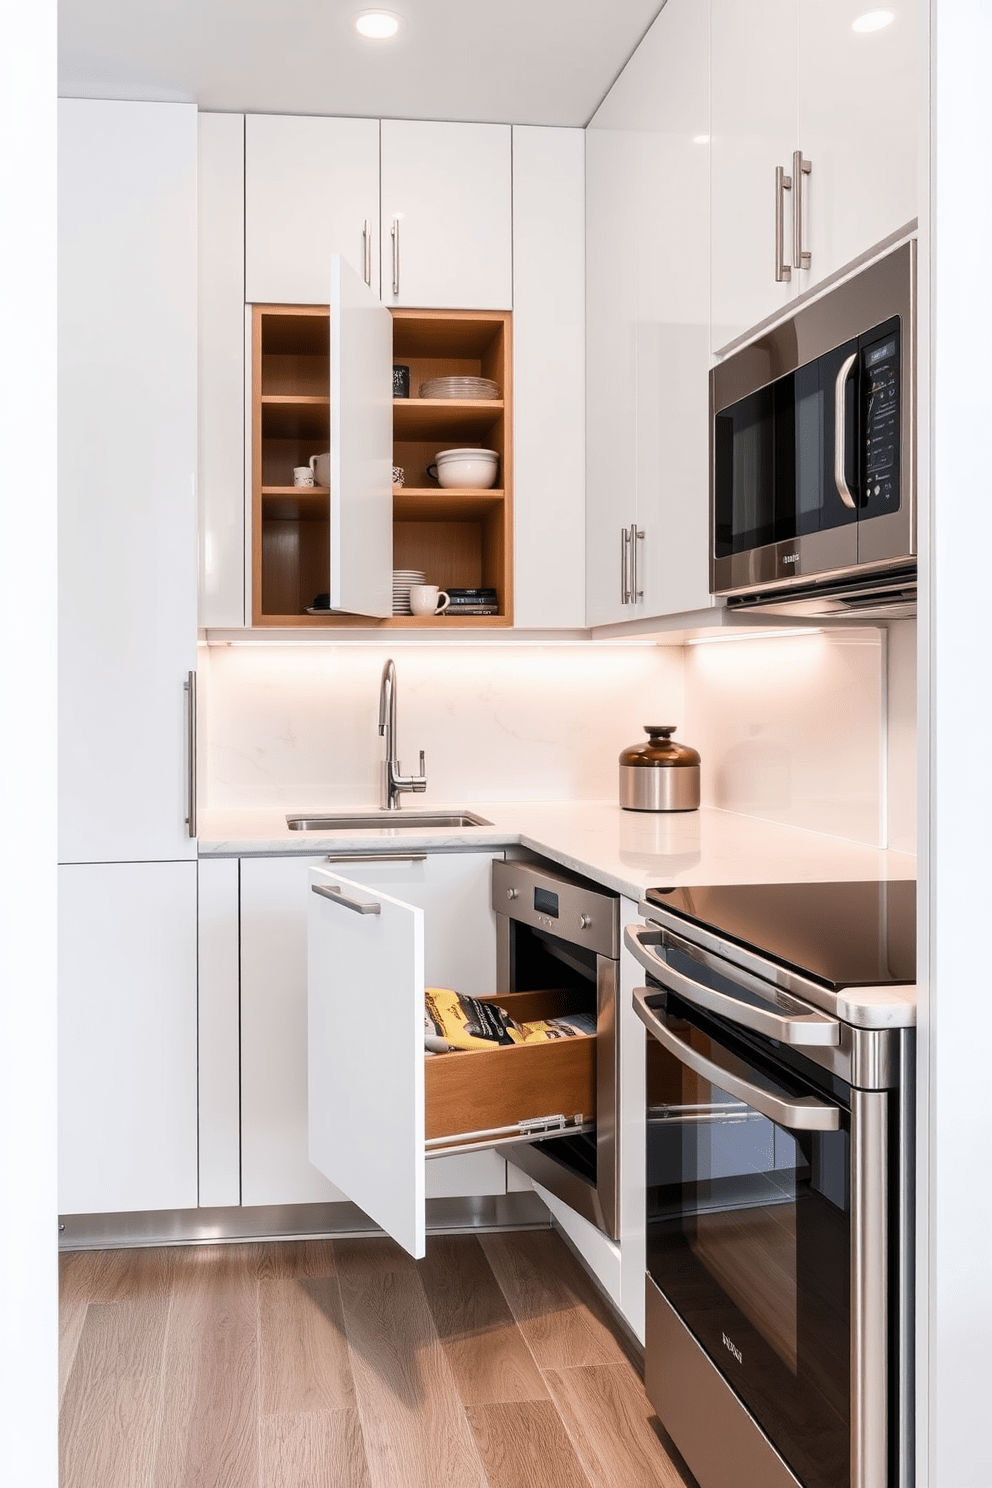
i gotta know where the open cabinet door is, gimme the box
[308,867,426,1256]
[328,253,393,616]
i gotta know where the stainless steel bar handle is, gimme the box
[620,525,631,604]
[774,164,793,283]
[363,218,372,286]
[633,988,841,1132]
[184,670,197,839]
[630,524,644,602]
[792,150,812,270]
[851,1087,889,1488]
[324,853,427,865]
[625,924,840,1046]
[311,882,381,915]
[834,351,859,510]
[391,216,400,296]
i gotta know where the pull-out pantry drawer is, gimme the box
[308,867,595,1258]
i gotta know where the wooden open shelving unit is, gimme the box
[251,304,512,627]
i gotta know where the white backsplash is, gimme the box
[201,643,684,810]
[202,624,916,853]
[683,629,886,846]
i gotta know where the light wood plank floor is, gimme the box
[60,1228,697,1488]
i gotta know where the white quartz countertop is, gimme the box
[197,800,916,904]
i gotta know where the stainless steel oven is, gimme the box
[627,881,915,1488]
[492,858,620,1238]
[711,243,915,613]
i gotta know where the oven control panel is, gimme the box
[492,859,619,958]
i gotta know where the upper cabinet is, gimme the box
[711,0,917,352]
[243,115,512,311]
[380,121,512,310]
[245,115,380,302]
[586,0,713,627]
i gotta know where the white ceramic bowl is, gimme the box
[431,447,499,490]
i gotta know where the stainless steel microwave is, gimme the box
[710,243,915,615]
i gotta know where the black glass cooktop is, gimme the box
[644,880,916,990]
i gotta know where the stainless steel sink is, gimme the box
[286,811,492,831]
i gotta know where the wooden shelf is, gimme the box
[261,397,330,439]
[261,487,330,520]
[393,398,504,441]
[258,611,511,629]
[393,488,504,520]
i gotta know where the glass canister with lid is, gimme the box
[619,726,700,812]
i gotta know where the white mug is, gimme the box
[409,584,450,616]
[309,452,331,487]
[293,466,314,487]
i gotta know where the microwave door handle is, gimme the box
[834,351,859,510]
[624,924,840,1047]
[632,988,841,1133]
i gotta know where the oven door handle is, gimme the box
[624,924,840,1047]
[633,988,841,1132]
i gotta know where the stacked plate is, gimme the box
[392,569,426,615]
[419,376,501,400]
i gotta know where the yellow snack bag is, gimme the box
[424,987,526,1052]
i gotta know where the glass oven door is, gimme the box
[639,983,869,1488]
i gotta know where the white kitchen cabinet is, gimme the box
[58,862,198,1216]
[308,860,596,1258]
[58,99,198,862]
[710,0,918,352]
[586,0,713,627]
[797,0,918,289]
[511,126,586,629]
[240,851,507,1210]
[710,0,798,352]
[380,120,512,310]
[244,114,380,304]
[199,113,247,630]
[197,856,242,1208]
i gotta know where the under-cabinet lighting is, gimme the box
[852,10,894,33]
[685,628,822,645]
[355,10,400,38]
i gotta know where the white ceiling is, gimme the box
[58,0,666,127]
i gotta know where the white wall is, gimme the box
[201,642,684,809]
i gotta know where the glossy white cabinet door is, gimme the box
[244,114,380,304]
[309,868,426,1255]
[380,120,512,309]
[511,126,586,630]
[584,121,638,627]
[198,113,246,631]
[797,0,918,290]
[328,254,394,617]
[197,856,242,1208]
[631,0,713,620]
[240,852,505,1210]
[58,100,197,863]
[58,862,198,1216]
[710,0,798,351]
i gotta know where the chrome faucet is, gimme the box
[377,658,427,810]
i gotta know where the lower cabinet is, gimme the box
[239,851,508,1211]
[58,861,198,1216]
[308,861,599,1259]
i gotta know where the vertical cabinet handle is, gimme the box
[621,526,631,604]
[391,216,400,297]
[363,218,372,286]
[792,151,812,271]
[774,164,793,283]
[184,670,197,839]
[630,524,644,602]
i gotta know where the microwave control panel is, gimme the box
[860,326,900,515]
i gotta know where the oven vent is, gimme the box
[725,564,917,619]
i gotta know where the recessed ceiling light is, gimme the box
[693,134,710,145]
[852,10,895,33]
[355,10,400,39]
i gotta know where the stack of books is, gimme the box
[444,588,499,616]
